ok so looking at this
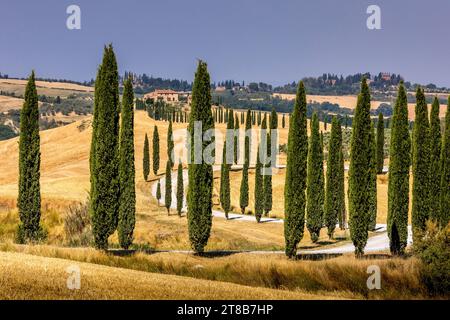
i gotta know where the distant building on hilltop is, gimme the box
[381,72,391,81]
[143,89,179,103]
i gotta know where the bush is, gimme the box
[64,201,92,246]
[414,221,450,297]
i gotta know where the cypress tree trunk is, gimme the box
[348,78,372,257]
[368,122,378,231]
[387,82,410,255]
[118,77,136,249]
[143,133,150,181]
[17,71,43,243]
[376,113,385,174]
[429,97,442,222]
[412,87,430,239]
[165,160,172,215]
[90,45,120,250]
[440,97,450,226]
[324,117,345,238]
[152,126,160,175]
[284,81,308,258]
[187,61,214,254]
[306,113,324,243]
[176,161,184,217]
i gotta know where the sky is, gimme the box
[1,0,449,86]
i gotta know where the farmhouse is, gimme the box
[143,89,179,103]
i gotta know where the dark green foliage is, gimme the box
[220,111,233,219]
[368,122,378,231]
[165,160,172,214]
[412,87,430,239]
[282,114,286,128]
[167,119,174,167]
[306,113,324,242]
[263,107,278,216]
[284,82,308,258]
[387,82,411,255]
[429,98,441,223]
[254,140,264,222]
[176,161,184,216]
[440,98,450,226]
[90,45,120,250]
[239,109,252,214]
[17,71,44,243]
[152,126,160,175]
[156,181,161,205]
[324,117,345,238]
[187,61,214,253]
[143,133,150,181]
[348,78,372,257]
[376,113,385,174]
[234,114,239,164]
[118,77,136,249]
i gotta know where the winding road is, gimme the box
[150,165,412,254]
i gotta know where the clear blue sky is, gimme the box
[1,0,449,86]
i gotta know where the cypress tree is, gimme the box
[220,110,233,219]
[368,122,378,231]
[412,87,430,238]
[376,113,385,174]
[387,82,410,255]
[143,133,150,181]
[187,61,214,253]
[284,81,308,258]
[440,97,450,226]
[156,181,161,206]
[306,113,324,243]
[254,139,264,222]
[348,78,372,257]
[239,109,252,214]
[429,97,441,222]
[165,160,172,214]
[17,71,43,243]
[324,117,345,238]
[282,114,286,128]
[263,107,277,216]
[90,45,120,249]
[152,126,160,175]
[234,113,239,164]
[118,77,136,249]
[176,161,183,216]
[167,119,174,167]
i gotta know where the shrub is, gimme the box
[414,221,450,297]
[64,201,92,246]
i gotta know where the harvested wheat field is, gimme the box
[0,95,25,112]
[0,250,334,300]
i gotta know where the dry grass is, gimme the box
[0,243,432,299]
[0,250,333,300]
[0,95,24,112]
[0,78,93,94]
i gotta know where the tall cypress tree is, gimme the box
[376,113,385,174]
[387,82,410,255]
[156,181,161,206]
[118,77,135,249]
[234,113,239,164]
[412,87,430,239]
[17,71,43,243]
[220,110,233,219]
[165,160,172,215]
[368,121,378,231]
[264,107,278,216]
[143,133,150,181]
[324,117,345,238]
[254,139,264,222]
[187,61,214,253]
[152,126,160,175]
[176,161,184,217]
[167,119,174,167]
[90,45,120,249]
[429,97,442,222]
[306,113,324,243]
[440,97,450,226]
[284,81,308,258]
[282,114,286,128]
[239,109,252,214]
[348,78,372,257]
